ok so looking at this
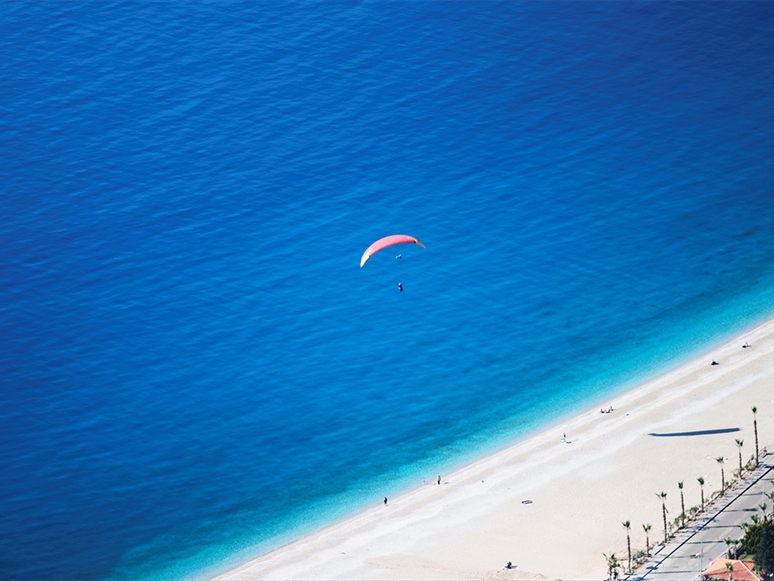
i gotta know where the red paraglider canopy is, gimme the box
[360,234,425,267]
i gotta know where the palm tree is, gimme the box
[753,406,759,466]
[603,553,619,581]
[717,456,725,494]
[760,502,767,518]
[726,560,734,581]
[724,537,736,558]
[766,490,774,520]
[678,481,685,527]
[622,520,632,574]
[735,439,744,477]
[657,491,668,543]
[697,476,705,511]
[643,523,652,557]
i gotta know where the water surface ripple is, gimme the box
[1,2,773,580]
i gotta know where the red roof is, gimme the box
[702,558,760,581]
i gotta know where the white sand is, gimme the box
[214,318,774,580]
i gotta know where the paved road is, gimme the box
[629,454,774,581]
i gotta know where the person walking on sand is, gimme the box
[437,475,441,485]
[384,497,387,505]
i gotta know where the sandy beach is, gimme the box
[213,318,774,581]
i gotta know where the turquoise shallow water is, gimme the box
[1,2,774,580]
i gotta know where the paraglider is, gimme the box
[360,235,425,267]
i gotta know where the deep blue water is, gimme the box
[2,2,774,579]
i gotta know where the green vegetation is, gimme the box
[603,552,619,581]
[642,523,651,557]
[697,476,705,511]
[622,520,631,574]
[657,491,668,543]
[724,536,737,559]
[752,406,758,466]
[755,519,774,572]
[738,516,774,574]
[741,519,765,556]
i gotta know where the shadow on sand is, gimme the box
[648,427,740,437]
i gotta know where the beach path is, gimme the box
[633,455,774,580]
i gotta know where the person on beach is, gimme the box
[384,497,387,505]
[437,475,441,485]
[712,359,719,365]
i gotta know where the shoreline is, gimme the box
[211,316,774,580]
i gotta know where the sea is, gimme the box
[1,2,774,579]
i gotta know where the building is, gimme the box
[702,558,761,581]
